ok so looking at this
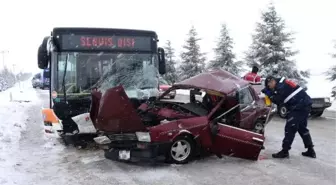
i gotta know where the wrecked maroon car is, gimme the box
[91,70,276,164]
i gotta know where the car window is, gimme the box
[239,87,254,105]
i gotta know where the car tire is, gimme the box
[104,149,115,160]
[253,121,264,135]
[278,105,287,119]
[311,111,324,117]
[167,135,195,164]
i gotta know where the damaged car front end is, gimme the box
[92,70,276,164]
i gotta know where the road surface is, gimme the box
[0,88,335,185]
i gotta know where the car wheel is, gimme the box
[311,111,324,117]
[104,149,115,160]
[278,105,287,118]
[253,122,264,134]
[167,135,195,164]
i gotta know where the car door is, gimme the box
[212,121,265,160]
[238,87,257,130]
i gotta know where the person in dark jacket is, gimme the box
[262,76,316,159]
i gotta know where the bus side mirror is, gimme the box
[38,46,48,69]
[37,36,50,69]
[158,47,166,75]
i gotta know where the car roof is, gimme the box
[173,69,250,95]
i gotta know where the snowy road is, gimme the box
[0,84,335,185]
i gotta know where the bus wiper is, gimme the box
[138,86,154,90]
[62,54,69,103]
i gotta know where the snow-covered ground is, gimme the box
[0,80,39,144]
[0,80,41,185]
[0,79,335,185]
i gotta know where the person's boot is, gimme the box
[272,149,289,158]
[302,147,316,158]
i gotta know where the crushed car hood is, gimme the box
[160,85,171,90]
[94,85,146,133]
[173,69,249,96]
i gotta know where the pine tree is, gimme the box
[245,4,309,84]
[326,41,336,97]
[326,41,336,81]
[208,23,243,75]
[179,26,206,80]
[162,40,178,84]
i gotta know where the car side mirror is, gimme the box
[158,47,166,75]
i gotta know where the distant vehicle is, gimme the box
[32,73,41,88]
[159,77,176,99]
[32,69,50,89]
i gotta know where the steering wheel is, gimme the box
[66,83,76,93]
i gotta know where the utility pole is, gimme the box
[0,50,9,69]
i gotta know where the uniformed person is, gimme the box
[262,76,316,158]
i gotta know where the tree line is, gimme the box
[162,3,334,86]
[0,68,32,91]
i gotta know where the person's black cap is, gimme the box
[252,66,259,73]
[264,75,276,87]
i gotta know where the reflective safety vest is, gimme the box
[244,72,261,84]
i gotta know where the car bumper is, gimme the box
[311,102,332,109]
[97,138,171,162]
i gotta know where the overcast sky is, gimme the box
[0,0,335,77]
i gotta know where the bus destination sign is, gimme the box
[61,34,153,51]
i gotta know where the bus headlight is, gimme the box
[135,132,151,142]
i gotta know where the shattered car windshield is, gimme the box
[159,77,169,85]
[56,52,159,99]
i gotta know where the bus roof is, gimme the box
[52,27,158,37]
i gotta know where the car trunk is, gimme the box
[91,85,146,133]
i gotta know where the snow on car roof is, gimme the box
[173,69,249,95]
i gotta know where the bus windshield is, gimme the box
[56,52,159,99]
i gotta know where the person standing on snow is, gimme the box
[262,76,316,159]
[243,66,261,84]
